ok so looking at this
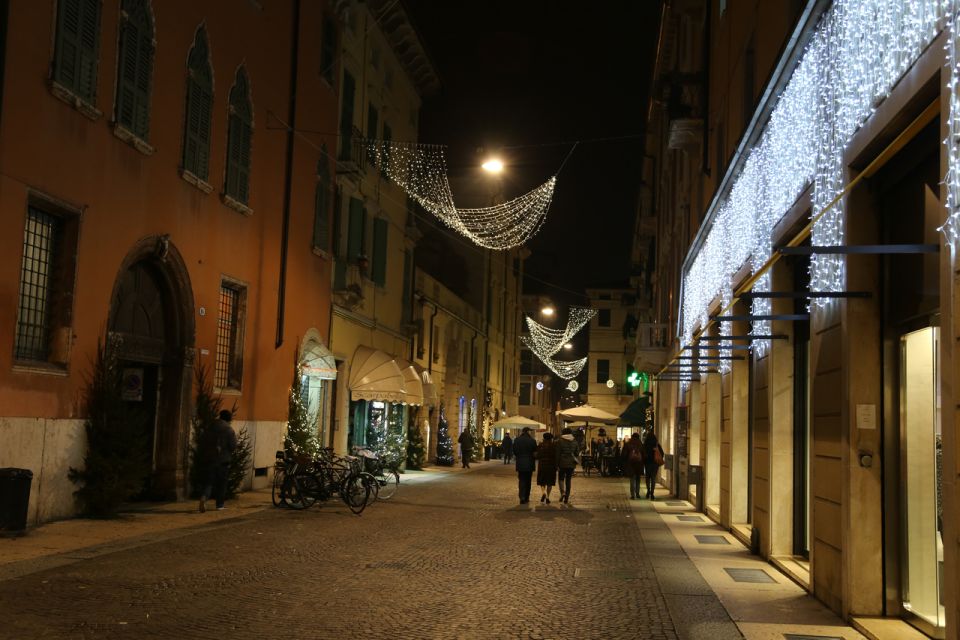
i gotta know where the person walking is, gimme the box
[555,427,580,504]
[458,429,474,469]
[199,410,238,512]
[535,432,558,504]
[513,427,537,504]
[643,430,665,500]
[501,433,514,464]
[622,432,644,499]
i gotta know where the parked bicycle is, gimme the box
[272,449,376,514]
[354,447,400,501]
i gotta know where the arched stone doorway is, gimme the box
[107,235,195,500]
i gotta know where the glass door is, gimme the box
[900,326,944,631]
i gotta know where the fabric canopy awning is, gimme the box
[348,346,406,403]
[491,415,545,430]
[412,363,438,405]
[394,358,424,406]
[619,396,651,425]
[557,404,620,424]
[301,340,337,380]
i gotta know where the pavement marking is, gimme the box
[678,515,704,522]
[783,635,844,640]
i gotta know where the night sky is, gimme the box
[406,1,663,307]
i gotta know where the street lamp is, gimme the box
[481,158,504,174]
[563,342,573,350]
[541,306,554,316]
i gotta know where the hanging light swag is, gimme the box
[521,308,596,380]
[364,139,557,250]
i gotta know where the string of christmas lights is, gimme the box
[521,308,597,380]
[364,139,557,250]
[682,0,950,348]
[940,6,960,242]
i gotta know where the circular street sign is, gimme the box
[535,381,544,391]
[567,380,579,391]
[606,379,615,388]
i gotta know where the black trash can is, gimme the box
[0,468,33,534]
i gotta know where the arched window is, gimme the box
[53,0,102,103]
[312,147,331,252]
[224,67,253,204]
[181,26,213,181]
[115,0,155,138]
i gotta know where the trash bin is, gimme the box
[0,468,33,534]
[687,464,704,513]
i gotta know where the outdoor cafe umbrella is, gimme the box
[491,415,546,431]
[557,404,620,424]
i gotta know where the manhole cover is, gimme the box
[677,515,703,522]
[725,567,776,583]
[695,535,730,545]
[784,635,844,640]
[665,501,687,506]
[574,568,640,579]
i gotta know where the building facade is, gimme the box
[0,0,342,524]
[585,285,637,439]
[636,1,960,638]
[327,0,438,458]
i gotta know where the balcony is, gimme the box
[336,125,366,177]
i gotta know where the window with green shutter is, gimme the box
[115,0,154,139]
[224,67,253,205]
[182,27,213,181]
[381,122,391,175]
[53,0,102,103]
[339,71,354,160]
[367,104,378,139]
[347,197,365,261]
[312,150,331,252]
[372,217,387,287]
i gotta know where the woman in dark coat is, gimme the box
[622,432,644,500]
[643,431,665,500]
[535,433,558,504]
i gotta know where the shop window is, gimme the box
[182,27,213,183]
[14,204,79,365]
[53,0,102,104]
[224,67,253,206]
[215,280,246,389]
[114,0,154,140]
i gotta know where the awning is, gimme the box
[619,396,651,425]
[394,358,424,406]
[348,346,406,403]
[301,339,337,380]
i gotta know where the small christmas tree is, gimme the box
[285,356,318,457]
[69,338,151,517]
[469,402,484,461]
[435,403,454,466]
[406,411,426,469]
[188,365,252,498]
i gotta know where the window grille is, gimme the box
[15,209,60,361]
[215,282,244,388]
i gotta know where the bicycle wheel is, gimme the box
[294,472,320,509]
[272,468,287,507]
[282,474,309,510]
[340,473,371,514]
[375,468,399,501]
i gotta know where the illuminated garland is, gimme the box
[682,0,950,347]
[365,140,557,250]
[521,308,597,380]
[941,6,960,241]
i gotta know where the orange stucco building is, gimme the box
[0,0,341,524]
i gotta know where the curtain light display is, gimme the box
[364,140,557,250]
[682,0,950,349]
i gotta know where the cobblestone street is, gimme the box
[0,464,730,640]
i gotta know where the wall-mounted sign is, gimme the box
[856,404,876,430]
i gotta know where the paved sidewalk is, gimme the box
[0,461,870,640]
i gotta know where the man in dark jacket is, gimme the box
[458,429,474,469]
[501,433,513,464]
[512,427,537,504]
[199,410,238,512]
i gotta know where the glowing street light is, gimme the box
[481,158,504,173]
[541,306,554,316]
[563,342,573,350]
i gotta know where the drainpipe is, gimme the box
[469,330,477,389]
[0,0,8,133]
[427,300,439,374]
[275,0,301,348]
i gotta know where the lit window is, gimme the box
[215,281,246,389]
